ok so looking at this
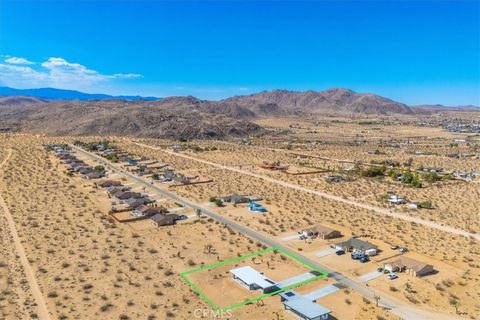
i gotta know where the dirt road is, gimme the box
[0,149,51,320]
[134,142,479,241]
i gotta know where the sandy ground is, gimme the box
[0,126,479,319]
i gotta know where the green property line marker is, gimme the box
[180,246,328,312]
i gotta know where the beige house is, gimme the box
[305,224,341,239]
[384,256,434,277]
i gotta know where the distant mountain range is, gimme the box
[1,86,477,114]
[0,86,159,101]
[0,86,478,139]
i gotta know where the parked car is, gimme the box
[351,252,365,260]
[399,247,408,253]
[390,245,399,250]
[177,215,188,220]
[360,256,369,263]
[376,267,383,273]
[388,273,398,280]
[335,250,345,255]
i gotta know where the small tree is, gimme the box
[95,165,105,172]
[419,199,433,209]
[214,198,224,207]
[203,244,216,255]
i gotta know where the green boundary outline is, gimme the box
[180,246,328,312]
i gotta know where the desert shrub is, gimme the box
[361,166,386,177]
[420,199,433,209]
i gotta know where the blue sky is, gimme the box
[0,1,479,105]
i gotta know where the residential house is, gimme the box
[324,175,345,183]
[150,213,178,227]
[124,198,150,209]
[230,266,276,291]
[172,144,183,152]
[259,161,289,171]
[115,191,142,200]
[304,224,341,239]
[388,194,405,205]
[222,194,249,204]
[280,290,331,320]
[423,167,444,173]
[83,171,104,180]
[97,180,122,188]
[164,170,192,184]
[108,186,132,195]
[78,167,94,174]
[133,205,168,217]
[384,257,434,277]
[335,238,378,255]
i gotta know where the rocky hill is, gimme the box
[0,88,438,139]
[0,96,48,107]
[0,100,263,139]
[222,89,414,115]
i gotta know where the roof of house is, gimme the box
[137,206,168,215]
[77,167,93,174]
[124,197,145,205]
[279,290,301,301]
[387,257,433,273]
[150,213,178,226]
[305,224,339,236]
[283,297,331,318]
[223,194,248,202]
[336,238,377,250]
[109,186,131,193]
[116,191,141,199]
[85,171,103,178]
[230,266,276,289]
[98,180,122,187]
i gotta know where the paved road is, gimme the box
[72,145,458,320]
[0,149,51,320]
[135,142,479,241]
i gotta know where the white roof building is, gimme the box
[388,195,405,204]
[230,266,276,290]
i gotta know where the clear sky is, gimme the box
[1,0,479,105]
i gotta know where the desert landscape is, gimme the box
[0,99,479,319]
[1,1,479,319]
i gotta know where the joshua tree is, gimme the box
[203,244,216,255]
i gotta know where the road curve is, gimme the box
[134,142,479,241]
[71,144,459,320]
[0,149,51,320]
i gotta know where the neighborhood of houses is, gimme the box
[51,142,444,320]
[52,144,188,228]
[290,224,435,280]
